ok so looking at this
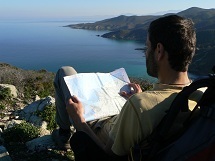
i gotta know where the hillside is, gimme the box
[67,7,215,75]
[0,63,55,101]
[67,7,215,41]
[67,15,157,31]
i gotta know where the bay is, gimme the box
[0,20,156,81]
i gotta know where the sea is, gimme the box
[0,20,197,83]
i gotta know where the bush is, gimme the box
[0,63,55,100]
[36,104,57,131]
[3,121,40,143]
[0,87,11,100]
[0,103,6,110]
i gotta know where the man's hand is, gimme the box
[120,83,142,99]
[66,95,108,151]
[66,95,86,128]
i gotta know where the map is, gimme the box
[64,68,130,121]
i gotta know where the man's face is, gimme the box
[145,35,158,78]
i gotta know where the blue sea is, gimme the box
[0,20,157,82]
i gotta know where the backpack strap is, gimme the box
[145,73,215,161]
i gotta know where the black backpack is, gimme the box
[129,68,215,161]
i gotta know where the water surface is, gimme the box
[0,20,156,81]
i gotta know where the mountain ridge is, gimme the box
[67,7,215,41]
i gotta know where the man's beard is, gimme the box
[146,49,158,78]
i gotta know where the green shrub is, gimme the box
[0,87,11,100]
[0,103,6,110]
[0,63,55,100]
[3,121,40,143]
[36,104,57,131]
[0,112,6,119]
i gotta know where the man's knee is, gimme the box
[54,66,77,95]
[59,66,77,77]
[54,66,77,85]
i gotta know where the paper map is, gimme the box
[64,68,130,121]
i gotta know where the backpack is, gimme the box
[129,68,215,161]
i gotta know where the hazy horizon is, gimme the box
[0,0,214,21]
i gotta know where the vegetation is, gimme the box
[0,86,11,100]
[189,29,215,75]
[36,104,58,131]
[130,77,153,91]
[3,121,40,143]
[0,103,6,110]
[0,87,11,111]
[0,63,55,100]
[4,144,74,161]
[2,121,74,161]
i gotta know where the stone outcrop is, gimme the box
[0,86,60,160]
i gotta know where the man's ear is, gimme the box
[156,43,165,61]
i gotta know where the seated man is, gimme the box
[52,15,201,159]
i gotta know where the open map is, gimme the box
[64,68,130,121]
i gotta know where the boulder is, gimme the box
[22,96,55,114]
[25,135,56,152]
[1,95,59,158]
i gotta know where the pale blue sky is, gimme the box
[0,0,214,20]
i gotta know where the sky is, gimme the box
[0,0,215,21]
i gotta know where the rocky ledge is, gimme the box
[0,84,74,161]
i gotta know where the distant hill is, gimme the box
[67,15,157,32]
[67,7,215,75]
[67,7,215,41]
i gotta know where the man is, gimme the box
[52,15,200,159]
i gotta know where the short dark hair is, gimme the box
[148,15,196,72]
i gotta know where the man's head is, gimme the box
[146,15,196,77]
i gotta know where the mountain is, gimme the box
[67,7,215,75]
[67,7,215,41]
[178,7,215,30]
[66,15,158,42]
[178,7,215,75]
[67,15,158,32]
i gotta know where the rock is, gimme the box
[2,116,10,121]
[25,135,56,152]
[40,126,51,136]
[34,95,40,101]
[1,95,59,159]
[28,115,43,127]
[22,96,55,114]
[0,146,12,161]
[0,84,18,98]
[5,120,23,130]
[37,96,55,111]
[22,100,42,114]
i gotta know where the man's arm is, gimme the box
[66,95,114,155]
